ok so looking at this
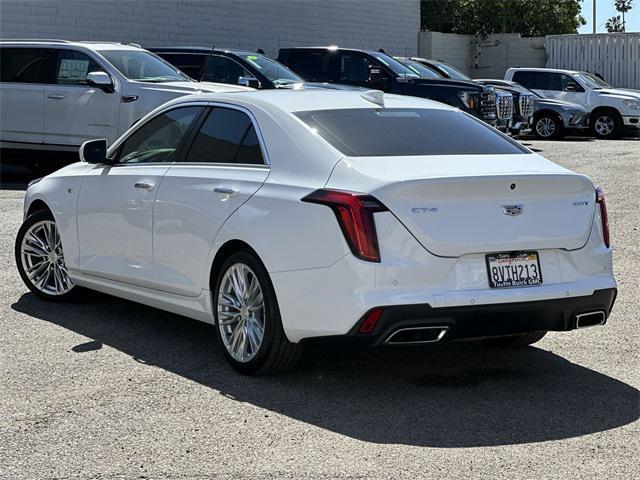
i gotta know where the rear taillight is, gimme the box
[596,187,610,248]
[302,189,388,262]
[358,308,384,334]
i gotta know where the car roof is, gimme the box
[507,67,579,75]
[0,39,144,51]
[149,46,259,56]
[161,88,454,114]
[279,46,380,55]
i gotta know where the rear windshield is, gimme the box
[295,108,530,156]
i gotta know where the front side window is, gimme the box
[0,47,55,83]
[202,56,251,85]
[99,50,188,83]
[339,53,373,83]
[184,107,264,165]
[55,50,102,85]
[295,108,529,157]
[117,106,202,163]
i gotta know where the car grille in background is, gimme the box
[519,94,534,118]
[497,93,513,120]
[480,91,497,120]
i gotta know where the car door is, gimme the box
[152,105,270,296]
[0,47,55,144]
[76,105,204,287]
[44,48,120,146]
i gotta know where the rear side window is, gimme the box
[117,106,203,163]
[513,71,565,91]
[0,47,55,83]
[184,107,264,165]
[295,108,529,157]
[156,53,206,79]
[283,51,333,82]
[55,50,102,85]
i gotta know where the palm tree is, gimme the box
[605,15,625,32]
[614,0,633,31]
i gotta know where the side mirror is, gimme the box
[238,76,261,89]
[86,71,114,93]
[368,66,389,90]
[565,82,582,92]
[79,139,110,164]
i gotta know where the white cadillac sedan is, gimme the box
[15,89,617,374]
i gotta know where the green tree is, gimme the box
[614,0,633,30]
[421,0,587,37]
[605,15,625,32]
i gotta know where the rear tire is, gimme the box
[213,249,303,374]
[483,331,547,347]
[534,113,564,140]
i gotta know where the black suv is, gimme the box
[149,47,303,89]
[277,47,498,126]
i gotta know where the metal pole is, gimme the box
[593,0,596,33]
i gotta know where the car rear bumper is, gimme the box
[303,287,617,346]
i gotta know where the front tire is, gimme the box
[15,209,77,301]
[591,110,623,139]
[534,113,564,140]
[213,250,303,374]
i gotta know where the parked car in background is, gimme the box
[277,47,502,128]
[398,57,526,136]
[505,67,640,139]
[0,39,250,168]
[150,47,303,89]
[478,79,589,140]
[16,89,616,374]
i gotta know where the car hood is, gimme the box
[138,81,253,94]
[404,77,486,91]
[598,88,640,100]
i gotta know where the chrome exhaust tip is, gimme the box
[575,310,607,329]
[385,326,449,345]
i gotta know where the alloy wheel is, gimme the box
[217,263,265,363]
[20,220,74,296]
[594,115,614,136]
[536,117,556,138]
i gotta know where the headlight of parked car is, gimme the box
[458,91,479,110]
[623,99,640,110]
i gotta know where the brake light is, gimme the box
[596,187,610,248]
[302,189,388,262]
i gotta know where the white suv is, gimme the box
[505,67,640,139]
[0,40,250,156]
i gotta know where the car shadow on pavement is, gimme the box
[12,291,640,448]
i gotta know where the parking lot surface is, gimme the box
[1,137,638,479]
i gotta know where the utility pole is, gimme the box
[593,0,597,33]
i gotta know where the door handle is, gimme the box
[47,94,65,100]
[213,187,239,197]
[134,182,155,191]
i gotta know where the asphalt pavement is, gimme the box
[1,137,638,479]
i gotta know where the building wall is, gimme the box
[418,32,546,79]
[547,33,640,89]
[0,0,420,57]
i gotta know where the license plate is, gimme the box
[485,251,543,288]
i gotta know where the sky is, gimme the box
[579,0,640,33]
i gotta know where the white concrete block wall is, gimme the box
[0,0,420,57]
[418,31,546,79]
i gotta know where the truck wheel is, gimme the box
[591,110,623,139]
[534,114,564,140]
